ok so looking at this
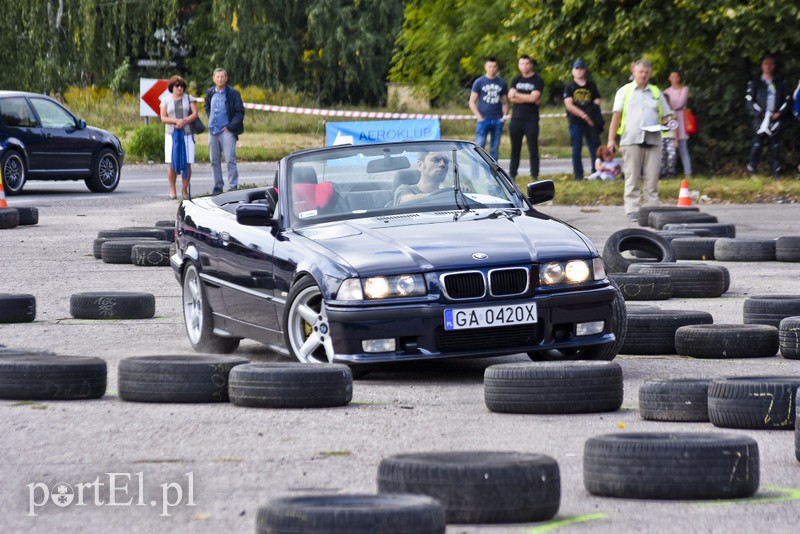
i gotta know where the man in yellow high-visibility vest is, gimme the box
[607,58,673,221]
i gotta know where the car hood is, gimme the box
[294,211,595,275]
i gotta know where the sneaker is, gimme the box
[211,187,223,195]
[626,212,639,222]
[746,164,755,176]
[228,185,239,192]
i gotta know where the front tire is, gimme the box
[284,277,336,364]
[85,148,120,192]
[1,150,26,195]
[182,263,239,353]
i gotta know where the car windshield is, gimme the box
[285,141,521,225]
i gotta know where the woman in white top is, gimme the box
[160,75,198,199]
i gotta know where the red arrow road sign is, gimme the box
[140,79,169,116]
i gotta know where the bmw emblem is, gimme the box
[472,252,489,260]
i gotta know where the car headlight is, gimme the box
[337,275,426,300]
[539,259,593,285]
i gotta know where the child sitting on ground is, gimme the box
[587,146,621,181]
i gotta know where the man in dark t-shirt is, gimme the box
[508,55,544,178]
[469,58,508,161]
[563,59,602,180]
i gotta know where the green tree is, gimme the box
[508,0,800,172]
[389,0,516,105]
[207,0,403,105]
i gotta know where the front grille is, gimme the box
[442,272,485,299]
[436,324,541,352]
[489,268,529,296]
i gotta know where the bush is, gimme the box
[126,124,164,162]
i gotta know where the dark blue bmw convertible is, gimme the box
[171,140,625,365]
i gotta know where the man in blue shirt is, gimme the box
[469,58,508,161]
[204,68,245,194]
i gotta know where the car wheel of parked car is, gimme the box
[1,150,26,195]
[182,263,240,353]
[285,277,336,364]
[85,148,121,193]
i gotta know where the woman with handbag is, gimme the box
[160,75,198,200]
[663,69,692,177]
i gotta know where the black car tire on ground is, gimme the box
[670,237,718,260]
[0,293,36,323]
[657,229,712,240]
[257,494,446,534]
[743,295,800,328]
[118,355,249,403]
[182,262,240,353]
[484,361,623,414]
[0,208,19,229]
[708,377,800,430]
[650,211,718,230]
[714,238,776,262]
[93,237,158,259]
[661,223,736,238]
[639,379,712,422]
[70,291,155,320]
[776,236,800,262]
[630,261,731,293]
[608,272,672,300]
[85,148,121,193]
[97,227,170,241]
[14,207,38,226]
[584,432,759,500]
[674,324,779,359]
[131,242,172,266]
[622,309,714,355]
[101,239,169,264]
[1,150,26,194]
[228,363,353,408]
[638,206,699,227]
[527,279,627,361]
[601,228,676,273]
[377,451,560,524]
[779,316,800,360]
[628,263,725,298]
[0,353,106,400]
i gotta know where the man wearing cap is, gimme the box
[469,58,509,161]
[563,59,602,180]
[607,58,673,221]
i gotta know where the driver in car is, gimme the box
[394,151,451,204]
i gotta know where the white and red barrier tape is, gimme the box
[195,97,571,120]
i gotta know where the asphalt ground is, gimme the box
[1,176,800,532]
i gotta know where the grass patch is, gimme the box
[318,450,353,458]
[514,174,800,205]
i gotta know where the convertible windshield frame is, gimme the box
[283,140,523,227]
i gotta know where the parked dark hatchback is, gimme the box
[171,140,625,366]
[0,91,124,194]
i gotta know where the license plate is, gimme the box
[444,303,537,331]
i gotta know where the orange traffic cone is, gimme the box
[0,170,7,208]
[677,179,692,207]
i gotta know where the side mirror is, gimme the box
[78,119,86,129]
[527,180,555,205]
[236,203,275,227]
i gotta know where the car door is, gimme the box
[0,97,46,172]
[28,97,94,174]
[215,215,281,340]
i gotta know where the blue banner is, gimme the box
[325,118,441,146]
